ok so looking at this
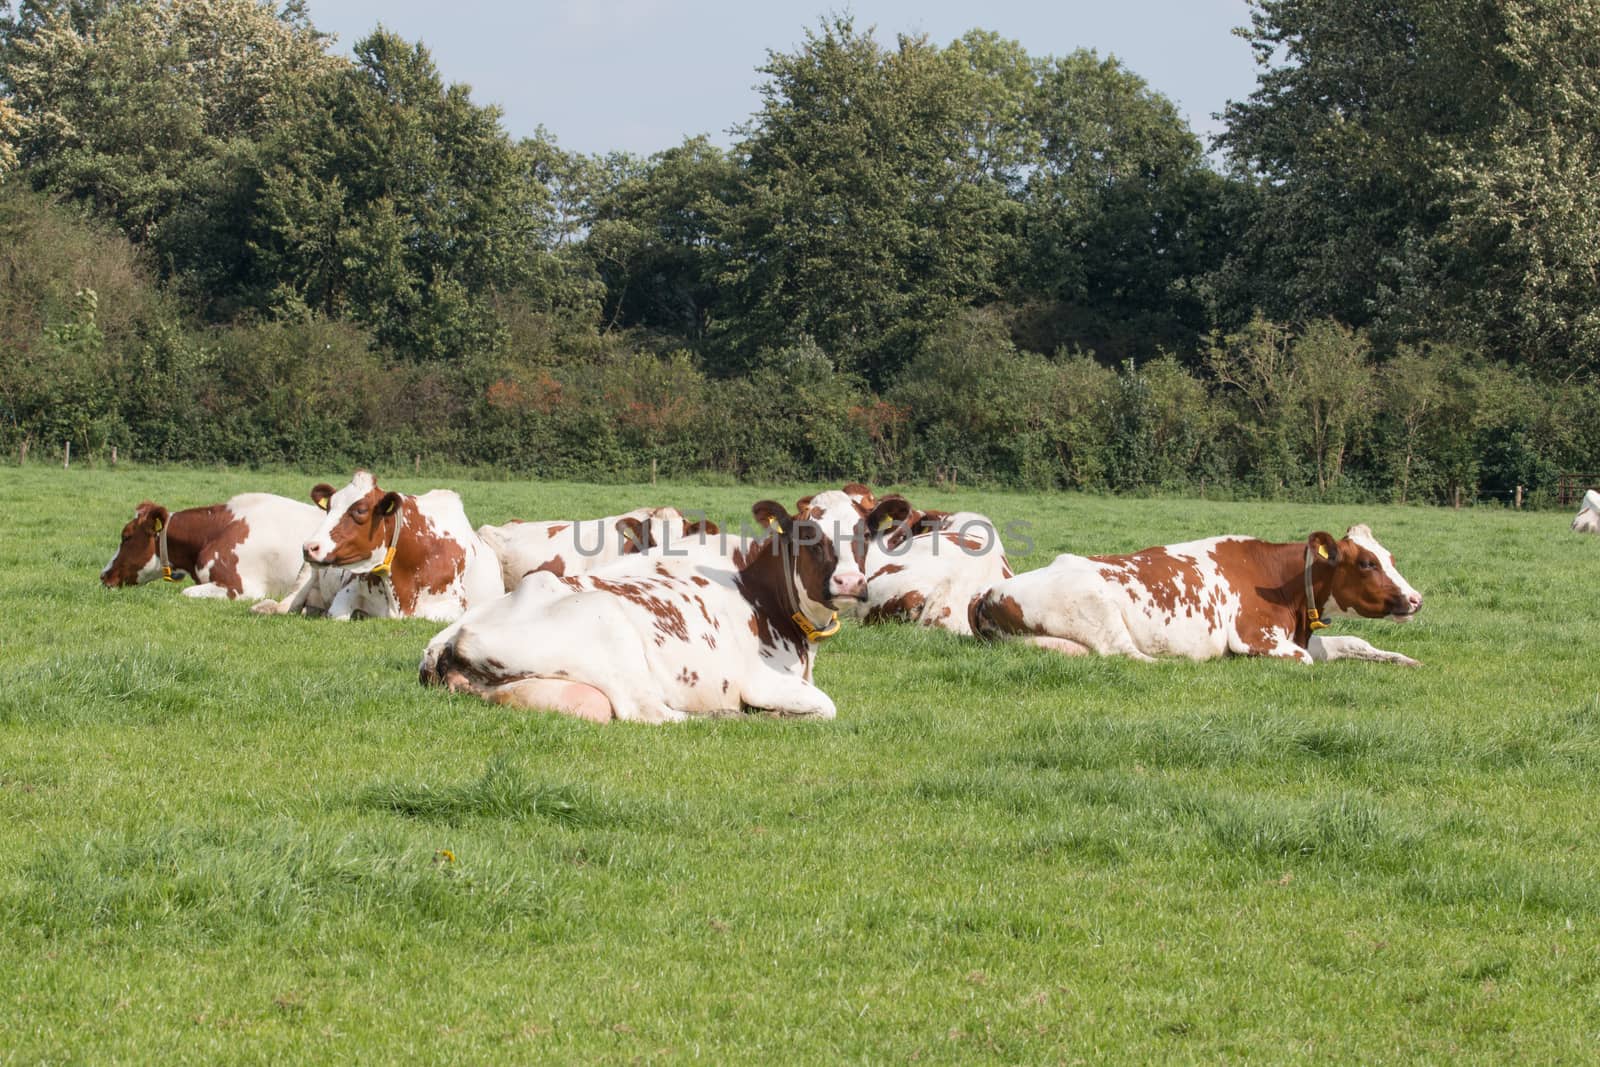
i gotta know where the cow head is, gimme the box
[759,492,911,611]
[101,501,171,587]
[613,506,723,556]
[1313,524,1423,621]
[302,470,403,572]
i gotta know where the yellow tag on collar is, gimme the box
[793,611,841,641]
[162,565,175,583]
[370,544,398,578]
[1307,607,1328,632]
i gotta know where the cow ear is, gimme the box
[913,508,951,535]
[752,500,792,535]
[615,516,654,553]
[843,482,877,512]
[865,495,912,533]
[683,518,720,537]
[144,504,170,533]
[1307,531,1339,566]
[792,495,813,517]
[310,484,334,511]
[377,492,402,517]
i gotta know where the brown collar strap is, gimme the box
[1304,545,1329,633]
[370,505,405,579]
[770,519,840,642]
[158,520,177,582]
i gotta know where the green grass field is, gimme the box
[4,466,1599,1063]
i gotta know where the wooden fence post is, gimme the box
[1453,486,1461,510]
[63,441,71,469]
[18,440,27,466]
[1515,484,1523,509]
[651,457,658,486]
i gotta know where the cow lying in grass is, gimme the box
[477,507,719,590]
[419,495,909,723]
[101,494,325,601]
[971,525,1423,665]
[856,507,1013,635]
[1572,490,1600,533]
[272,470,503,622]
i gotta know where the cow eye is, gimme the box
[1360,559,1377,570]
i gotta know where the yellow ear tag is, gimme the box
[316,498,328,511]
[876,514,894,532]
[1316,544,1329,560]
[151,517,163,532]
[766,516,784,534]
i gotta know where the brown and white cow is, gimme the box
[101,494,325,601]
[970,524,1423,665]
[856,508,1013,635]
[477,507,719,590]
[1572,490,1600,533]
[295,470,503,622]
[419,495,909,723]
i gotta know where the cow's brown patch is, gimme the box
[533,556,567,578]
[864,590,925,625]
[545,523,569,538]
[588,577,689,647]
[1092,547,1204,621]
[870,563,906,580]
[970,593,1042,638]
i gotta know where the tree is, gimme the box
[718,17,1019,384]
[585,136,739,341]
[246,30,545,361]
[1439,0,1600,378]
[1016,49,1230,361]
[0,0,331,245]
[1215,0,1501,333]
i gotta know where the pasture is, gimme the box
[3,466,1599,1063]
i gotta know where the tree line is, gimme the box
[1,0,1597,505]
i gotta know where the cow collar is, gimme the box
[1303,545,1330,634]
[155,515,178,582]
[769,519,840,642]
[370,502,405,579]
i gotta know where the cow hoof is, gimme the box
[250,599,282,615]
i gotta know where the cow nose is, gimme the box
[1408,592,1423,613]
[830,571,866,599]
[303,541,322,564]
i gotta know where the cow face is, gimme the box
[753,499,864,610]
[302,470,403,572]
[1318,525,1423,621]
[789,489,913,601]
[101,502,171,587]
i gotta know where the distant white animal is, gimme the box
[1572,489,1600,533]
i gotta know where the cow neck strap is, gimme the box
[158,519,176,582]
[770,520,840,642]
[370,503,405,579]
[1303,545,1329,634]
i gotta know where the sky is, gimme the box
[300,1,1262,158]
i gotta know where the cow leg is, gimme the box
[1308,633,1420,667]
[181,582,233,599]
[476,677,616,723]
[252,562,319,615]
[739,675,837,720]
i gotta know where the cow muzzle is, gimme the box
[829,570,867,601]
[1391,592,1423,621]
